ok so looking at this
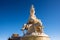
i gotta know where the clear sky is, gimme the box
[0,0,60,40]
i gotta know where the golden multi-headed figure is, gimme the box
[22,5,43,35]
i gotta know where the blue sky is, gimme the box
[0,0,60,40]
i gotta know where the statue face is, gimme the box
[31,9,34,13]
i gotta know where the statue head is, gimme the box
[30,5,35,16]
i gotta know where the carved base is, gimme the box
[21,33,50,40]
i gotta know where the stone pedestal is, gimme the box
[21,33,50,40]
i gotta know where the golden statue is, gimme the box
[22,5,43,35]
